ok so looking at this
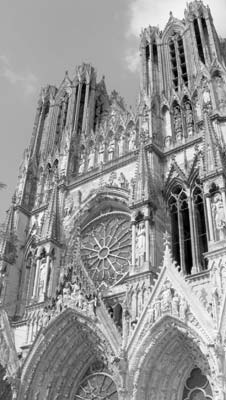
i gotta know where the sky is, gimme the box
[0,0,225,222]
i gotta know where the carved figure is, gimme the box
[212,193,226,240]
[165,109,172,137]
[172,293,180,317]
[88,147,95,170]
[98,142,105,165]
[118,172,127,188]
[214,76,226,104]
[78,150,85,174]
[203,82,211,105]
[108,138,115,161]
[136,221,145,266]
[118,135,124,157]
[195,100,202,121]
[173,107,182,132]
[129,130,136,151]
[161,282,172,313]
[38,260,48,301]
[185,103,193,126]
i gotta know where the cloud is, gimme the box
[124,0,226,73]
[0,55,38,96]
[125,49,140,73]
[127,0,226,38]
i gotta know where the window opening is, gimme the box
[168,187,192,274]
[194,18,205,64]
[201,17,211,61]
[78,83,86,134]
[169,39,178,90]
[177,36,188,86]
[145,44,150,95]
[193,181,208,269]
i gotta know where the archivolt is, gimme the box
[128,316,216,400]
[19,308,119,400]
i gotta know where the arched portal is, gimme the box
[129,317,216,400]
[19,308,120,400]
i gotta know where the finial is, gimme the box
[163,231,171,247]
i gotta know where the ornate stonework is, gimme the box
[0,2,226,399]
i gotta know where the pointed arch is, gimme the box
[19,308,120,400]
[128,316,216,400]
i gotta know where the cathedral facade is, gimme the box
[0,1,226,399]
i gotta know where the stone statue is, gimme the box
[38,260,48,302]
[98,142,105,165]
[78,150,85,174]
[214,76,226,105]
[129,130,136,152]
[195,100,202,121]
[108,138,115,161]
[136,221,145,266]
[118,135,124,157]
[165,109,172,137]
[173,107,182,132]
[212,193,226,240]
[185,103,193,126]
[161,282,172,313]
[88,146,95,170]
[202,81,211,105]
[118,172,127,188]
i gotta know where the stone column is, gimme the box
[177,201,186,275]
[144,208,150,265]
[188,195,199,273]
[82,82,90,134]
[131,220,136,267]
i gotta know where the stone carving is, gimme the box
[98,141,105,165]
[38,259,48,302]
[185,103,193,126]
[212,193,226,240]
[108,137,115,161]
[202,80,212,108]
[78,149,85,174]
[88,146,95,170]
[173,107,182,140]
[118,135,124,157]
[118,172,127,188]
[136,221,145,266]
[214,76,226,105]
[129,130,136,151]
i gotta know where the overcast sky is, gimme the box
[0,0,225,222]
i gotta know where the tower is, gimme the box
[0,2,226,400]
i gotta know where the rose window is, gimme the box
[75,372,118,399]
[81,212,131,290]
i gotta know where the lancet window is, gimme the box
[168,179,207,275]
[169,34,188,91]
[194,18,205,64]
[145,44,150,95]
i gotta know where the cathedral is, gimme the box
[0,1,226,399]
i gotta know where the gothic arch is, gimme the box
[129,316,217,400]
[19,308,121,400]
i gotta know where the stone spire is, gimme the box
[40,173,60,243]
[0,195,17,264]
[131,136,155,208]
